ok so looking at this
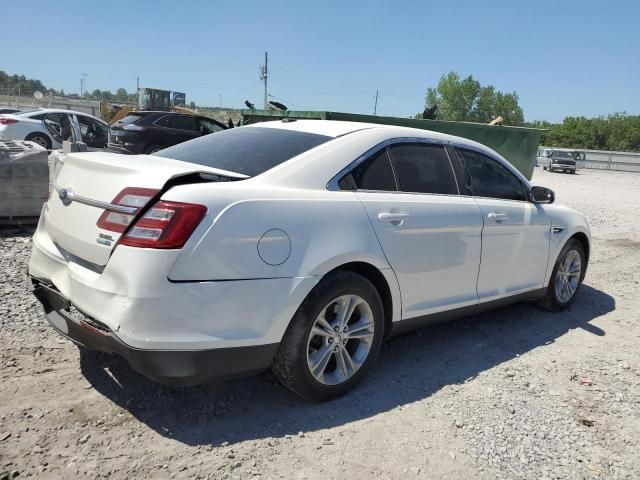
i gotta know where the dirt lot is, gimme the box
[1,167,639,480]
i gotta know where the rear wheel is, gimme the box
[535,238,586,311]
[25,132,51,150]
[272,270,384,401]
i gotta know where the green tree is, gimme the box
[115,88,129,102]
[423,72,524,126]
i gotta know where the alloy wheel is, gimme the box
[306,294,375,386]
[31,136,48,147]
[555,249,582,303]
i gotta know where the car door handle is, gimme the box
[378,212,410,224]
[487,212,508,221]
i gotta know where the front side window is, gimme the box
[339,149,396,191]
[456,148,527,201]
[76,115,108,148]
[198,118,224,135]
[388,143,458,195]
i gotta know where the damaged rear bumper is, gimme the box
[32,280,279,386]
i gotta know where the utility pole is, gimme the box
[81,73,87,97]
[259,51,269,109]
[136,76,140,107]
[373,89,379,115]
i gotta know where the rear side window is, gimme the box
[388,143,458,195]
[456,148,527,201]
[153,115,171,127]
[170,116,198,131]
[339,149,396,191]
[154,127,332,177]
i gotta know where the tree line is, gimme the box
[0,70,137,103]
[423,72,640,153]
[526,115,640,152]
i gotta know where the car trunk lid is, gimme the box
[46,151,246,267]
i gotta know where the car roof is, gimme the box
[18,108,101,117]
[248,119,483,145]
[134,111,200,116]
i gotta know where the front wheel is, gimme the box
[535,239,586,311]
[272,270,385,401]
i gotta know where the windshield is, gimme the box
[553,151,573,159]
[154,126,332,177]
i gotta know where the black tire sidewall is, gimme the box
[547,239,586,310]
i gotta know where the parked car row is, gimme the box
[0,108,227,153]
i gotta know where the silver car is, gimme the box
[0,108,109,150]
[539,149,578,174]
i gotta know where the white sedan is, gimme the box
[29,120,590,401]
[0,108,109,150]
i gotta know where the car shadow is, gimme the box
[80,284,614,446]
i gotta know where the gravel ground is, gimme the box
[1,167,639,479]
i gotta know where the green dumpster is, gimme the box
[241,110,544,180]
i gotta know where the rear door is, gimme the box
[167,115,200,145]
[453,147,550,300]
[345,141,483,318]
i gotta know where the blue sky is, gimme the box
[3,0,638,122]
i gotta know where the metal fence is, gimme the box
[540,146,640,173]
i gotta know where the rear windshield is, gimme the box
[117,113,147,125]
[154,127,332,177]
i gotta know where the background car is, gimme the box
[108,111,227,154]
[0,108,109,150]
[29,120,590,401]
[0,108,21,115]
[540,149,579,173]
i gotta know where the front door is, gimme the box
[453,147,551,301]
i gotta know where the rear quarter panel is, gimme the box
[166,185,392,281]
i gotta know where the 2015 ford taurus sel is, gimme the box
[29,120,590,401]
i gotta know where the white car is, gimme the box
[0,108,109,150]
[29,120,590,401]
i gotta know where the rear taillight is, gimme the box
[96,187,159,233]
[0,117,18,125]
[120,201,206,249]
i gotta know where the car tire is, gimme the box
[25,132,52,150]
[144,145,164,154]
[535,238,586,312]
[272,270,385,401]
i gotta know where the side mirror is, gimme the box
[531,186,555,204]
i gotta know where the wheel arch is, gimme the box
[571,231,590,263]
[323,261,399,338]
[25,131,52,147]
